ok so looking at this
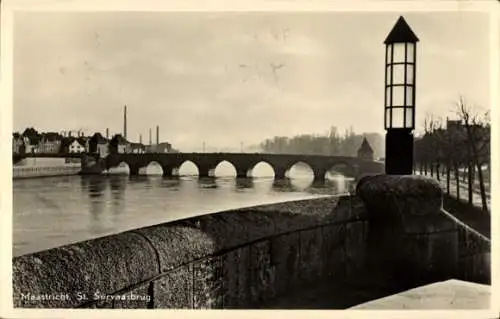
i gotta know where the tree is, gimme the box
[22,127,41,145]
[414,97,490,212]
[456,96,490,212]
[59,137,73,154]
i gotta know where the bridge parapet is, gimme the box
[12,175,490,308]
[13,196,369,308]
[357,175,490,286]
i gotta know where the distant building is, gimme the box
[145,142,172,153]
[357,137,374,161]
[68,139,86,153]
[110,135,130,154]
[12,134,25,154]
[37,134,62,154]
[130,143,146,154]
[157,142,172,153]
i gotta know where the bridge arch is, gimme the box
[213,160,237,177]
[325,161,358,179]
[107,161,130,175]
[251,161,275,178]
[287,161,315,180]
[177,160,200,176]
[140,161,164,176]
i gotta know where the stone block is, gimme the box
[458,226,491,258]
[357,175,443,220]
[343,221,367,275]
[249,240,276,305]
[299,228,324,283]
[222,247,250,308]
[153,264,193,308]
[427,231,459,279]
[344,221,366,251]
[193,256,224,309]
[270,232,300,294]
[323,246,345,279]
[13,232,159,308]
[133,224,216,273]
[459,253,491,284]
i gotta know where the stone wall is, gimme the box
[13,165,81,179]
[357,174,491,290]
[13,196,369,309]
[443,194,490,238]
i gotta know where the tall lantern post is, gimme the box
[384,16,419,175]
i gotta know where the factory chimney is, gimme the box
[106,128,109,140]
[139,134,142,145]
[149,128,152,145]
[123,105,127,140]
[156,125,159,145]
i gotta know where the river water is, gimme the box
[13,161,354,257]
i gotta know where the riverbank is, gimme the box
[13,164,81,179]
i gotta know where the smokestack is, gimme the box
[106,128,109,139]
[123,105,127,140]
[139,134,142,145]
[156,125,159,145]
[149,128,152,145]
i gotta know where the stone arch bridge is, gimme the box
[100,153,384,181]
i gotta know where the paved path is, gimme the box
[416,171,490,210]
[351,279,490,310]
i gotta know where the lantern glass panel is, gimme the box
[392,64,405,85]
[385,108,391,129]
[386,65,392,85]
[406,64,414,85]
[386,44,393,64]
[405,107,414,128]
[393,43,406,63]
[405,86,414,106]
[406,43,415,63]
[386,87,391,106]
[392,86,405,106]
[391,107,405,128]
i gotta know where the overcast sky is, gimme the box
[13,11,490,151]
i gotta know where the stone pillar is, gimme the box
[356,175,459,288]
[161,166,172,177]
[235,165,252,178]
[312,167,326,182]
[198,166,215,178]
[129,164,140,176]
[273,166,288,180]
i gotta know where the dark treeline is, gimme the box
[414,97,490,212]
[258,126,384,159]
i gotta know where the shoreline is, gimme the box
[13,165,82,180]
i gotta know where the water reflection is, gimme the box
[110,175,127,194]
[159,177,181,191]
[85,176,106,199]
[198,177,218,189]
[272,179,299,192]
[235,177,254,189]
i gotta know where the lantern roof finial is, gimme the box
[384,16,419,44]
